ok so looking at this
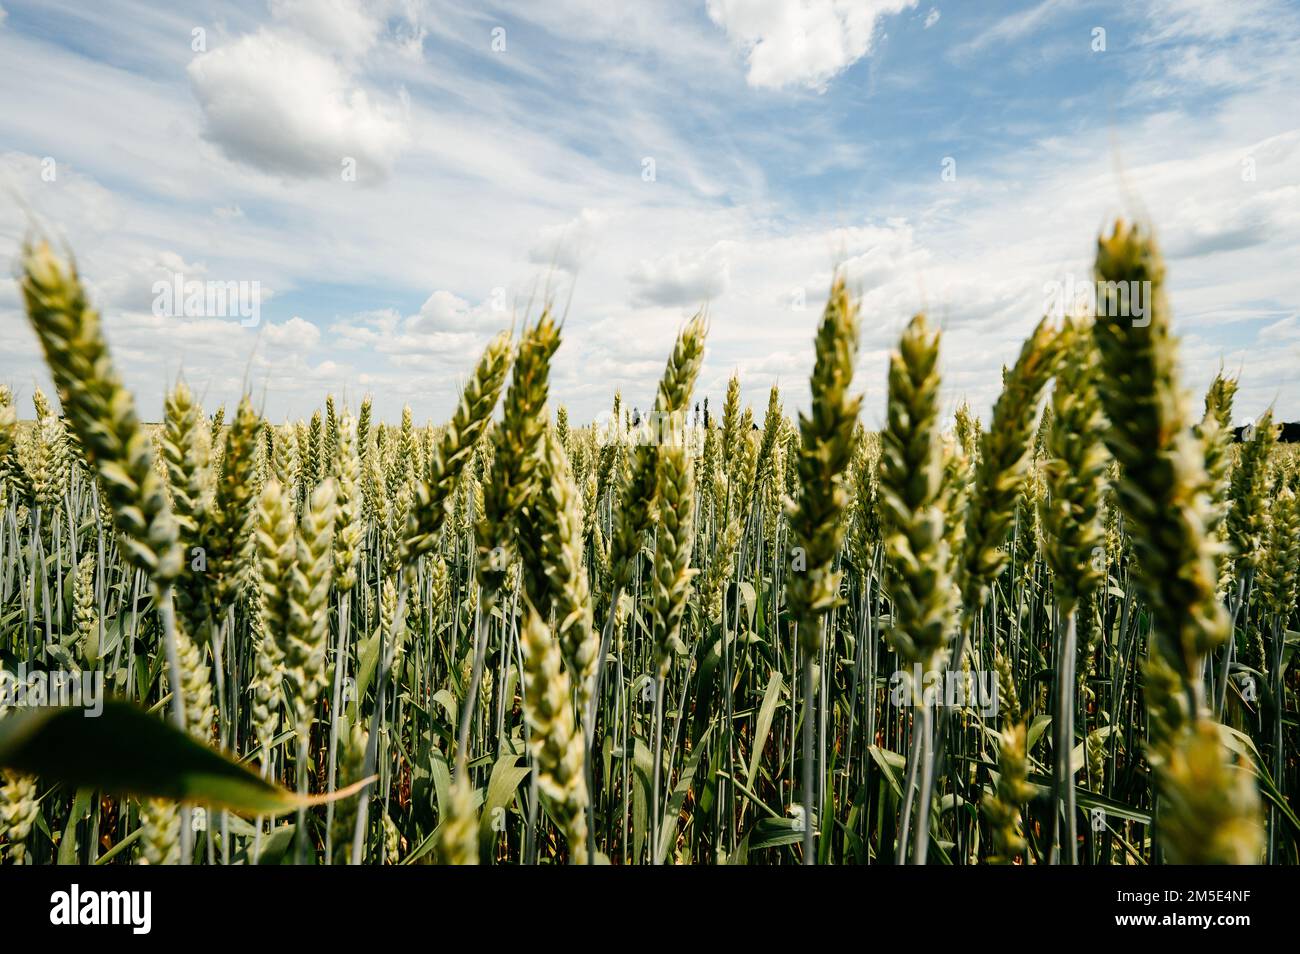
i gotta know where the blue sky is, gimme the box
[1,0,1297,426]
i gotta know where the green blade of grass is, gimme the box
[0,702,370,816]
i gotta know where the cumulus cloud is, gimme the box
[331,293,506,368]
[262,315,322,349]
[629,243,731,306]
[529,209,609,273]
[407,289,506,333]
[706,0,917,91]
[188,31,408,180]
[410,290,472,331]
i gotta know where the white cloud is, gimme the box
[94,250,207,313]
[629,243,731,306]
[0,5,8,28]
[393,24,428,62]
[3,0,1298,427]
[412,290,475,332]
[529,209,609,273]
[838,223,932,288]
[331,307,491,372]
[1144,0,1277,42]
[408,289,505,333]
[956,0,1068,56]
[707,0,917,90]
[0,151,120,234]
[187,31,408,180]
[262,315,321,349]
[268,0,381,62]
[1259,315,1300,341]
[1133,0,1296,98]
[924,8,940,28]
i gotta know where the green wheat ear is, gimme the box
[405,330,512,560]
[137,798,181,865]
[286,477,336,732]
[653,442,697,677]
[163,379,212,639]
[984,721,1034,863]
[0,386,17,464]
[19,240,181,583]
[786,275,861,658]
[1227,407,1276,581]
[435,775,480,865]
[1039,317,1109,615]
[254,477,295,720]
[1153,719,1264,864]
[162,379,211,549]
[1258,475,1300,624]
[174,617,215,743]
[959,315,1059,614]
[518,426,597,708]
[1197,373,1239,598]
[476,312,560,598]
[331,409,364,594]
[610,313,706,590]
[1091,218,1261,864]
[72,553,99,666]
[1091,219,1227,686]
[206,395,262,615]
[876,312,951,671]
[519,604,589,863]
[0,770,40,864]
[701,428,754,620]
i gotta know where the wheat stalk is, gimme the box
[519,605,589,863]
[1091,218,1262,865]
[785,275,861,864]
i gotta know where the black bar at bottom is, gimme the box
[0,864,1277,941]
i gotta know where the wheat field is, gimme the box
[0,219,1293,866]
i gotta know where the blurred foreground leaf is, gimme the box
[0,702,369,816]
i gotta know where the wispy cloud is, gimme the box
[953,0,1072,56]
[0,0,1295,426]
